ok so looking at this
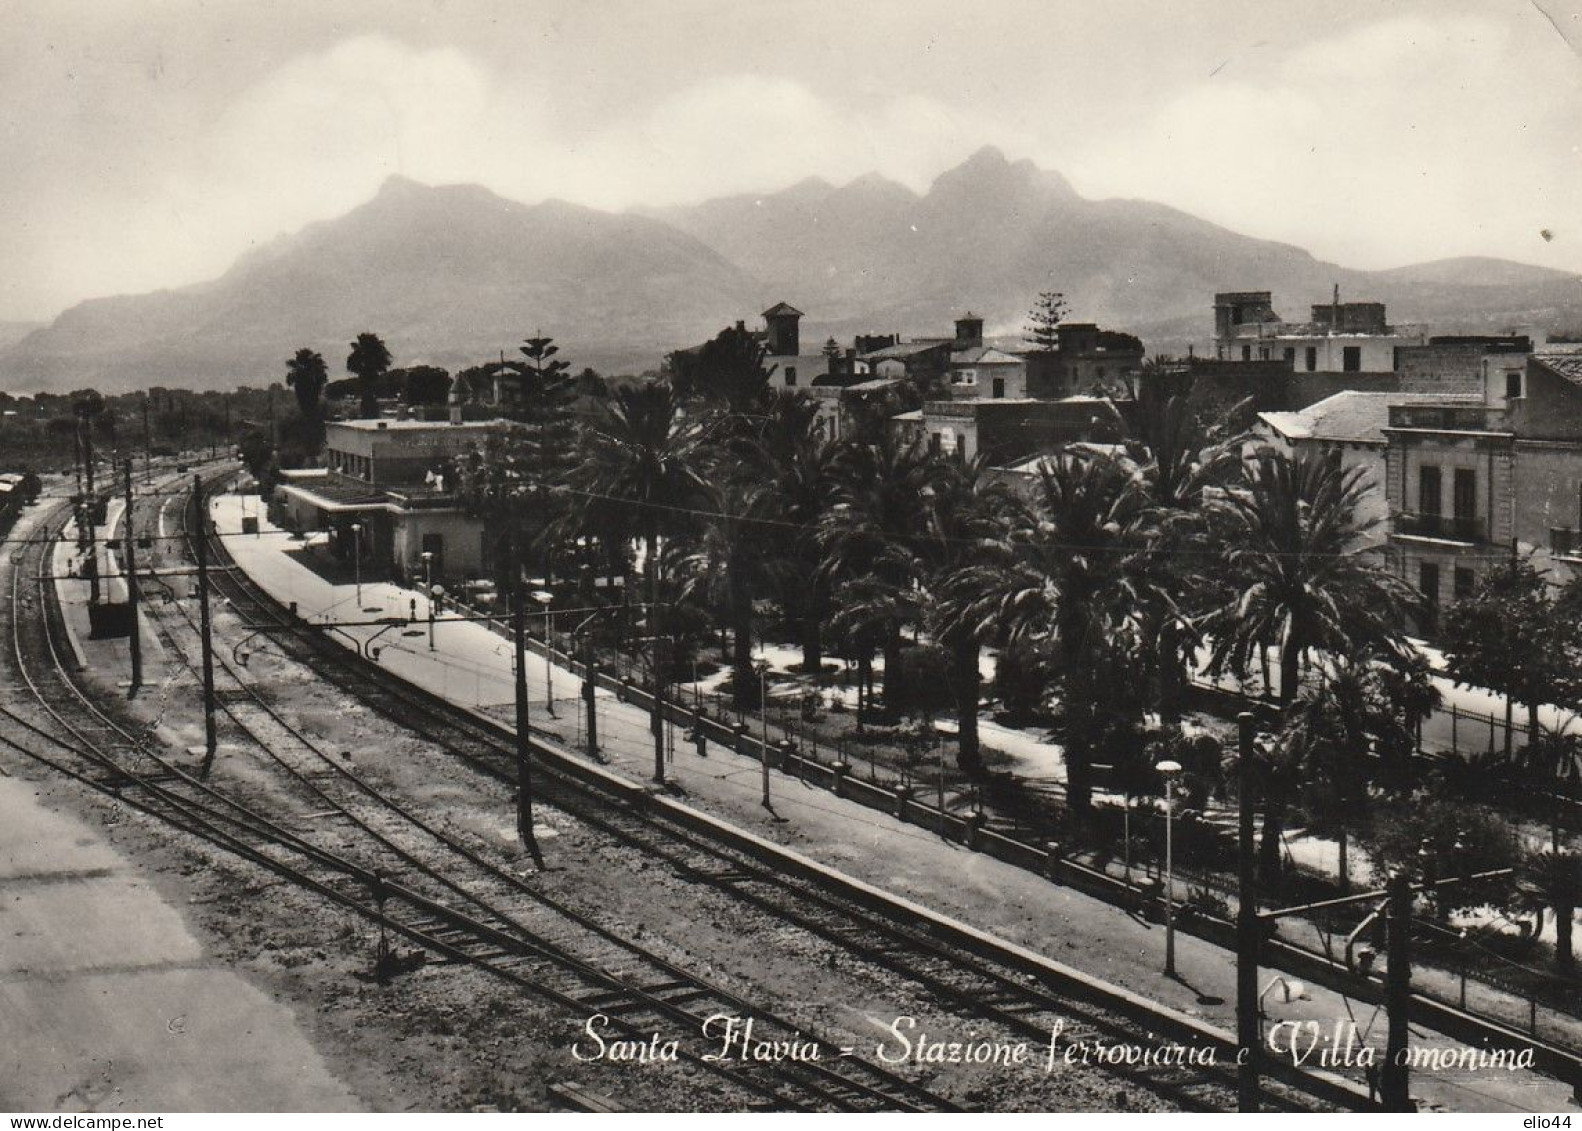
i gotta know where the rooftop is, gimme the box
[1535,352,1582,387]
[1259,391,1478,446]
[950,347,1023,366]
[329,418,508,432]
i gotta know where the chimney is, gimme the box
[1332,283,1340,335]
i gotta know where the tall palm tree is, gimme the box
[923,457,1015,775]
[753,393,838,674]
[1203,449,1414,707]
[819,433,940,715]
[346,332,392,419]
[574,382,710,777]
[942,450,1152,823]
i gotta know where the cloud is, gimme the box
[1073,13,1582,270]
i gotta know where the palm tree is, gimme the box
[347,332,392,419]
[1517,848,1579,970]
[753,393,838,674]
[923,457,1015,775]
[1203,449,1414,707]
[1277,649,1439,890]
[575,382,710,717]
[942,450,1152,823]
[819,433,940,716]
[676,473,774,706]
[285,348,329,417]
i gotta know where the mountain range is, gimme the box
[4,146,1580,394]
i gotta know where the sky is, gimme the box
[2,0,1581,323]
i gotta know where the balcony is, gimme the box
[1387,404,1507,432]
[1394,511,1487,543]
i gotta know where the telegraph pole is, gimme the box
[650,554,665,786]
[511,574,545,868]
[122,460,142,694]
[582,642,600,758]
[1382,871,1415,1111]
[82,413,100,604]
[142,392,153,485]
[1236,712,1261,1112]
[193,474,218,777]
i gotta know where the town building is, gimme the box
[1256,391,1480,543]
[1382,348,1582,629]
[1024,322,1146,398]
[1212,289,1426,376]
[271,413,514,581]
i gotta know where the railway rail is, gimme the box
[3,484,956,1114]
[170,478,1361,1113]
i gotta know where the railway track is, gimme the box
[2,485,958,1114]
[170,481,1353,1113]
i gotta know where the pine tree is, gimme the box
[1024,291,1070,352]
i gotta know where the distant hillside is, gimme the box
[0,177,758,394]
[0,321,44,352]
[652,147,1582,348]
[5,151,1581,394]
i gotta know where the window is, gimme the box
[953,369,976,386]
[1393,346,1402,371]
[992,377,1005,399]
[1454,567,1476,600]
[1506,370,1523,399]
[785,367,797,387]
[1284,347,1296,364]
[1258,347,1270,361]
[1419,464,1442,516]
[1452,468,1476,521]
[1420,562,1440,631]
[1343,346,1362,372]
[1305,346,1317,372]
[930,432,942,454]
[1241,345,1252,362]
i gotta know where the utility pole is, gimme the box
[122,460,142,694]
[1382,871,1415,1111]
[82,413,100,604]
[193,474,218,778]
[511,573,545,868]
[142,392,153,485]
[1236,712,1261,1113]
[650,553,665,786]
[582,645,600,758]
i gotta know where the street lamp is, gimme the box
[350,522,363,605]
[532,589,556,717]
[1157,758,1184,977]
[421,551,435,650]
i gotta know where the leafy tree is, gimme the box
[1442,557,1580,763]
[673,324,773,411]
[285,349,328,417]
[346,332,393,418]
[398,365,452,406]
[1023,291,1071,352]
